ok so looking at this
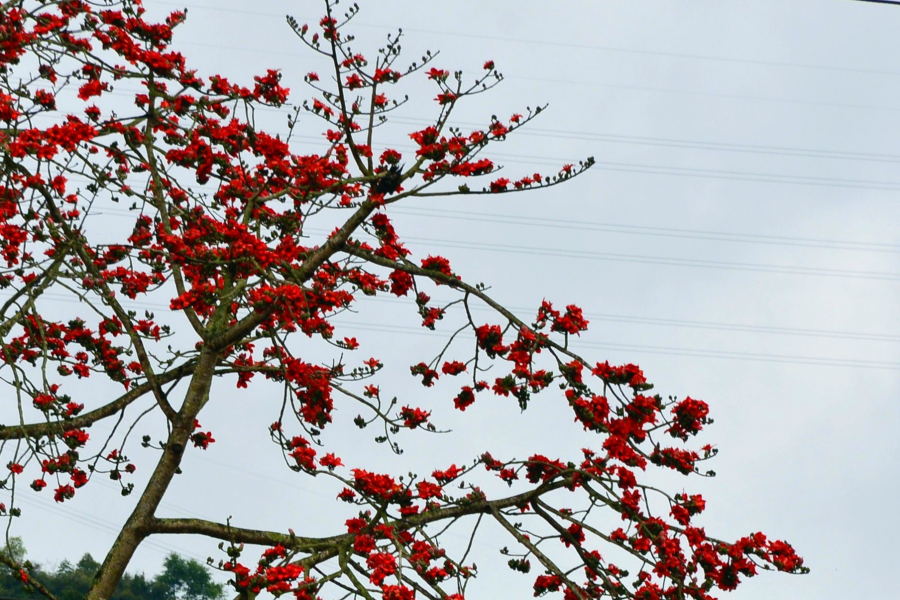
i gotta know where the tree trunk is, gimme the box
[85,350,218,600]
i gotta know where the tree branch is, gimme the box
[0,360,196,440]
[150,478,568,549]
[0,552,60,600]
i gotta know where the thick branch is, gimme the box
[0,360,196,440]
[86,350,219,600]
[208,198,381,352]
[150,478,568,548]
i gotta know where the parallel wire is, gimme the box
[334,320,900,371]
[301,227,900,282]
[2,287,898,369]
[44,82,900,167]
[389,116,900,165]
[5,282,899,345]
[360,296,900,343]
[163,35,900,114]
[71,179,900,259]
[32,85,900,193]
[156,1,900,78]
[13,493,204,560]
[387,207,900,254]
[87,206,900,282]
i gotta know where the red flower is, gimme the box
[454,387,476,411]
[71,468,88,488]
[354,534,376,554]
[441,360,467,375]
[562,523,585,547]
[77,79,108,100]
[54,484,75,503]
[416,481,443,499]
[489,177,510,193]
[432,464,461,483]
[382,584,414,600]
[366,552,397,585]
[533,574,562,595]
[319,453,343,470]
[399,406,431,428]
[410,362,439,387]
[668,397,710,440]
[190,430,215,450]
[62,429,89,448]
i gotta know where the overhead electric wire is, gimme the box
[13,493,204,560]
[360,296,900,343]
[44,76,900,166]
[388,207,900,254]
[157,34,900,114]
[136,2,900,113]
[157,1,900,78]
[88,206,900,282]
[77,186,900,258]
[300,227,900,283]
[390,115,900,165]
[333,320,900,371]
[34,87,900,193]
[151,31,900,113]
[5,280,899,345]
[2,287,899,370]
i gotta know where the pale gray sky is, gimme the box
[11,1,900,599]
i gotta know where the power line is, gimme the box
[42,88,900,165]
[388,207,900,254]
[59,137,900,196]
[86,207,900,282]
[13,493,203,560]
[6,274,899,345]
[156,1,900,78]
[333,320,900,371]
[157,37,900,114]
[391,117,900,164]
[326,230,900,282]
[3,288,898,370]
[360,296,900,343]
[35,88,900,192]
[82,188,900,260]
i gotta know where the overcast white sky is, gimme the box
[12,1,900,599]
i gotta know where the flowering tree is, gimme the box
[0,1,806,600]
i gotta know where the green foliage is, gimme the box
[153,554,224,600]
[0,539,223,600]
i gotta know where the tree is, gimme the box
[0,1,806,599]
[0,539,221,600]
[152,553,223,600]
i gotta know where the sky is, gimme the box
[8,1,900,599]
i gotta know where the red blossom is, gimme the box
[399,406,431,428]
[432,464,462,483]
